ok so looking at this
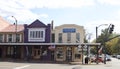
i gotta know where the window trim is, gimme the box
[76,33,80,43]
[67,33,71,43]
[0,34,4,42]
[16,34,22,42]
[58,33,62,43]
[56,47,64,59]
[7,34,13,42]
[28,28,46,42]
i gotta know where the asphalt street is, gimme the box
[0,58,120,69]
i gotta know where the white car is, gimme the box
[106,55,111,61]
[117,55,120,59]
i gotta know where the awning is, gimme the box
[0,43,101,46]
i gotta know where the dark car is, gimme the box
[112,54,117,58]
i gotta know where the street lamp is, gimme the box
[96,24,108,42]
[96,24,108,64]
[103,24,114,64]
[12,16,17,42]
[12,16,17,59]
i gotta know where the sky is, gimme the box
[0,0,120,41]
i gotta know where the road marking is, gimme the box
[13,65,30,69]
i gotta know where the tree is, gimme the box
[110,37,120,54]
[95,28,118,55]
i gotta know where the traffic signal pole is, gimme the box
[104,24,114,64]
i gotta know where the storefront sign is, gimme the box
[63,28,76,33]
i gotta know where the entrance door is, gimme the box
[66,47,72,62]
[33,49,41,59]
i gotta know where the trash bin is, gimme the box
[85,57,89,64]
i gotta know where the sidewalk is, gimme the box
[69,61,108,65]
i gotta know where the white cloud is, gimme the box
[0,0,95,24]
[98,0,120,5]
[0,0,50,24]
[18,0,95,9]
[0,0,120,42]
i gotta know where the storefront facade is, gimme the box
[52,24,85,62]
[0,19,52,61]
[23,19,52,61]
[0,17,101,63]
[0,24,24,59]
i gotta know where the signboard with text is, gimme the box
[63,28,76,33]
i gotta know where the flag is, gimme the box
[48,45,55,51]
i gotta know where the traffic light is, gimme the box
[109,24,114,34]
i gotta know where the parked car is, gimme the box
[117,55,120,59]
[106,55,111,61]
[112,54,117,58]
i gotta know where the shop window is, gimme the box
[74,47,81,59]
[6,46,13,57]
[75,54,81,59]
[56,47,64,59]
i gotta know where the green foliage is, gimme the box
[92,28,120,55]
[111,38,120,54]
[90,47,96,54]
[97,29,109,43]
[84,38,88,43]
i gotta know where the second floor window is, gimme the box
[30,31,44,38]
[67,33,71,43]
[0,34,4,42]
[28,28,45,42]
[16,34,21,42]
[58,33,62,43]
[76,33,80,43]
[7,34,13,42]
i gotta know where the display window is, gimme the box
[74,47,81,59]
[56,47,64,59]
